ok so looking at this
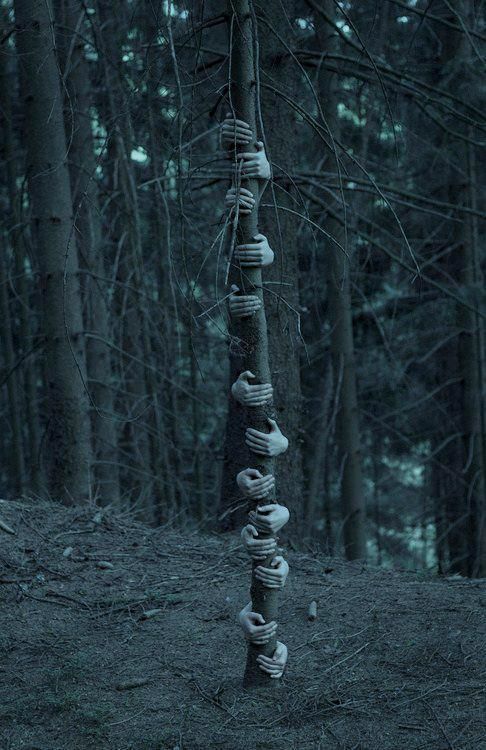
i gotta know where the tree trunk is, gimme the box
[462,134,486,576]
[259,0,304,530]
[317,2,366,560]
[95,0,153,518]
[61,0,120,506]
[0,237,26,495]
[226,0,287,688]
[0,30,42,494]
[14,0,92,502]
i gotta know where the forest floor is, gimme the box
[0,499,485,750]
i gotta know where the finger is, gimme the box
[256,504,278,512]
[254,570,281,581]
[223,116,252,129]
[235,252,265,259]
[246,428,268,439]
[245,438,269,450]
[255,564,280,573]
[246,445,268,456]
[252,479,275,491]
[259,663,282,677]
[236,151,258,160]
[234,295,260,303]
[237,187,254,197]
[222,128,252,139]
[236,243,263,251]
[222,126,252,137]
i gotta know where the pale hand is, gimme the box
[241,524,277,561]
[225,186,255,215]
[237,141,271,180]
[237,468,275,499]
[248,503,290,534]
[231,370,273,407]
[229,285,261,319]
[239,602,277,644]
[254,555,289,589]
[246,418,288,457]
[257,641,288,678]
[235,234,274,268]
[221,114,252,148]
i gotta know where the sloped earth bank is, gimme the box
[0,499,485,750]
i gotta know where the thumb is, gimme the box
[252,613,265,624]
[242,370,255,381]
[267,418,277,431]
[255,140,264,151]
[230,284,240,293]
[253,233,265,242]
[271,556,283,568]
[248,524,258,537]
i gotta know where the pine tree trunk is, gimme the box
[61,0,120,506]
[14,0,92,502]
[226,0,285,688]
[0,238,26,495]
[95,0,152,517]
[462,135,486,576]
[317,2,366,560]
[259,0,304,530]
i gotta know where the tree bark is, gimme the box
[0,29,42,494]
[0,237,26,495]
[14,0,92,502]
[259,0,304,529]
[226,0,284,688]
[316,1,366,560]
[61,0,120,506]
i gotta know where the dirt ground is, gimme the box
[0,498,485,750]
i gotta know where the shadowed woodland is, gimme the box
[1,0,484,572]
[0,0,486,741]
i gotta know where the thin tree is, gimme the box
[226,0,290,687]
[61,0,120,506]
[14,0,92,502]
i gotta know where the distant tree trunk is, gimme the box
[14,0,92,502]
[462,135,486,576]
[317,2,366,560]
[61,0,120,506]
[0,238,26,495]
[437,2,485,576]
[306,361,333,536]
[0,32,42,493]
[260,0,304,530]
[144,1,186,521]
[95,0,153,517]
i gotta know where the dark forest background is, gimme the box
[0,0,484,576]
